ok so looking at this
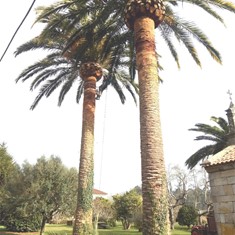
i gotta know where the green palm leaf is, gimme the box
[185,116,229,169]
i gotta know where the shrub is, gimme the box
[176,205,197,228]
[133,208,142,232]
[3,214,41,232]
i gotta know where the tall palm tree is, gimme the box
[124,1,169,234]
[185,116,229,170]
[117,2,235,234]
[26,0,235,234]
[15,13,138,235]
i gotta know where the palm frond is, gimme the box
[207,0,235,13]
[186,115,229,168]
[211,116,230,132]
[58,69,79,106]
[76,80,84,104]
[182,0,225,23]
[34,0,81,24]
[189,122,228,138]
[30,76,64,110]
[194,135,225,142]
[185,144,215,169]
[180,20,222,64]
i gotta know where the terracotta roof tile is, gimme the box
[202,145,235,167]
[93,189,107,195]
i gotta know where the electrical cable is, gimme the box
[0,0,37,62]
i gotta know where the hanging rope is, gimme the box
[0,0,37,62]
[99,88,108,189]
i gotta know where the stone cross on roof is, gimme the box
[226,89,235,145]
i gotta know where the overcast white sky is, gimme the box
[0,0,235,195]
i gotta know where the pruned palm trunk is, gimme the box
[73,62,102,235]
[125,1,169,234]
[135,17,168,235]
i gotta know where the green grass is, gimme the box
[96,225,141,235]
[45,224,141,235]
[172,224,191,235]
[0,223,191,235]
[44,223,191,235]
[45,224,73,234]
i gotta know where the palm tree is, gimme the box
[25,0,235,234]
[123,1,170,234]
[116,2,235,233]
[15,14,138,235]
[185,116,229,170]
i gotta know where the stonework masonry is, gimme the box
[203,153,235,235]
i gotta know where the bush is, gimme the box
[176,205,197,228]
[3,214,41,232]
[133,209,142,232]
[107,218,117,227]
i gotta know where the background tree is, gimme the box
[185,168,212,224]
[132,185,142,195]
[185,116,229,169]
[167,165,188,230]
[132,205,143,232]
[92,197,114,233]
[187,168,205,210]
[167,164,212,228]
[26,156,78,235]
[176,205,197,228]
[0,143,20,225]
[0,162,42,232]
[1,156,77,234]
[112,189,142,230]
[0,143,15,186]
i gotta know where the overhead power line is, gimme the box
[0,0,37,62]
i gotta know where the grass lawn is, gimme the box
[0,223,191,235]
[172,224,191,235]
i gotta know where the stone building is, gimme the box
[202,145,235,235]
[202,97,235,235]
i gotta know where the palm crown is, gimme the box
[34,0,235,71]
[185,116,230,169]
[15,6,138,109]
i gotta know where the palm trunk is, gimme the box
[73,62,102,235]
[134,16,169,235]
[73,75,96,235]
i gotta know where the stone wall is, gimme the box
[206,164,235,235]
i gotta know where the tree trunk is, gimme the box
[73,75,96,235]
[40,216,47,235]
[93,214,99,235]
[122,218,131,230]
[134,16,169,235]
[169,207,175,230]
